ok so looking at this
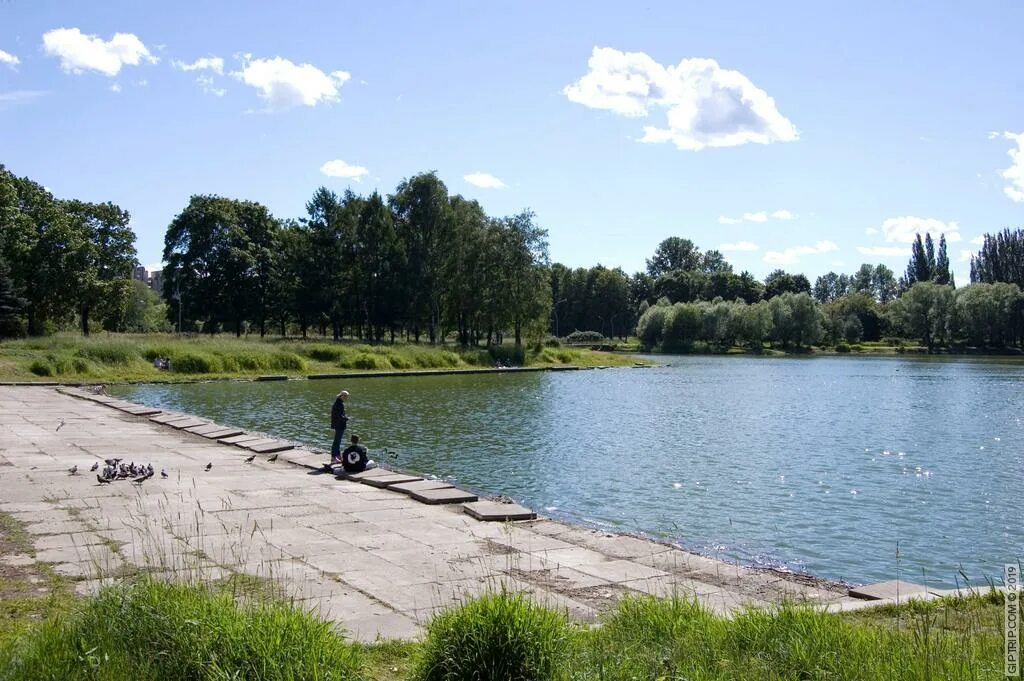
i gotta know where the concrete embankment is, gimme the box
[0,386,962,641]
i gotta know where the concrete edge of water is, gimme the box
[42,383,975,614]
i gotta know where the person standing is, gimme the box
[330,390,350,458]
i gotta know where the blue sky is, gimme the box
[2,1,1022,285]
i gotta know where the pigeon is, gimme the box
[132,473,151,484]
[90,462,99,472]
[56,419,65,432]
[67,465,78,475]
[267,454,279,463]
[96,474,111,485]
[104,458,118,466]
[160,469,168,478]
[205,462,213,471]
[244,454,256,463]
[145,464,154,476]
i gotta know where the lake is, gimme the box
[110,355,1024,588]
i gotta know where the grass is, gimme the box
[0,577,363,681]
[0,333,641,382]
[0,585,1007,681]
[1,509,1005,680]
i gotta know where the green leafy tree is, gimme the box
[63,200,137,335]
[122,279,172,333]
[661,302,702,351]
[970,228,1024,288]
[892,282,954,351]
[0,253,27,338]
[390,172,453,343]
[872,264,898,302]
[764,269,811,299]
[494,210,551,347]
[646,237,703,277]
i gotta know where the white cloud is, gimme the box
[865,227,878,236]
[172,56,224,74]
[0,49,20,67]
[994,131,1024,202]
[563,46,798,151]
[877,216,961,243]
[855,246,910,258]
[196,75,226,97]
[320,159,368,182]
[109,83,121,93]
[970,235,985,245]
[0,90,48,108]
[719,209,795,225]
[463,172,506,189]
[763,240,837,265]
[719,241,760,252]
[41,27,157,76]
[235,56,350,110]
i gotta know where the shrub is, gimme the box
[305,344,347,362]
[341,352,390,370]
[2,577,362,681]
[543,337,561,348]
[835,342,851,353]
[269,351,306,371]
[564,330,604,344]
[74,343,138,366]
[169,351,217,374]
[29,360,53,377]
[488,345,525,366]
[414,591,571,681]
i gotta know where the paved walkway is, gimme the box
[0,386,855,641]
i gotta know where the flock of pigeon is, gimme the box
[65,453,283,485]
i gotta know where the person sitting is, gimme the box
[335,434,369,473]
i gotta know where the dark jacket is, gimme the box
[340,444,368,472]
[331,396,348,430]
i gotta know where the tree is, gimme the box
[661,302,702,351]
[764,269,811,299]
[162,195,280,336]
[813,272,843,303]
[872,264,897,303]
[646,237,702,277]
[390,172,453,343]
[892,282,954,351]
[63,200,137,335]
[0,167,84,335]
[494,210,551,347]
[0,254,27,338]
[933,234,952,285]
[971,228,1024,289]
[121,279,172,333]
[654,269,706,303]
[904,233,935,287]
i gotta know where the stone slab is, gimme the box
[410,487,478,505]
[361,473,424,489]
[246,441,294,454]
[117,405,163,416]
[238,438,277,449]
[165,417,209,430]
[463,500,535,521]
[218,434,262,445]
[389,479,454,495]
[185,423,228,435]
[150,413,187,424]
[200,427,245,439]
[848,580,931,601]
[256,375,288,381]
[342,467,397,481]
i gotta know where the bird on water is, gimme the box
[267,454,279,462]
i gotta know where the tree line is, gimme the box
[3,162,1024,352]
[161,173,551,347]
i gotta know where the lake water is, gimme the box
[110,355,1024,588]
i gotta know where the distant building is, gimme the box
[132,265,149,282]
[149,270,163,295]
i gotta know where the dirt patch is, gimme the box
[0,512,52,602]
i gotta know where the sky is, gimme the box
[2,1,1023,286]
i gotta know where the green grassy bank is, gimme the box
[0,333,641,383]
[0,579,1005,681]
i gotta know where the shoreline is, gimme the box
[4,383,932,643]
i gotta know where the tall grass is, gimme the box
[0,577,362,681]
[574,594,1003,680]
[413,591,572,681]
